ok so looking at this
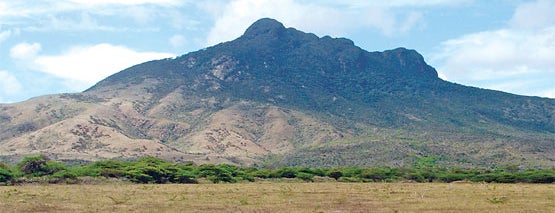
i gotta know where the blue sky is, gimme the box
[0,0,554,103]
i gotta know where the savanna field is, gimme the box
[0,156,553,212]
[0,182,553,212]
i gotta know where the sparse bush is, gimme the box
[327,169,343,180]
[99,168,125,178]
[271,167,297,179]
[67,166,99,177]
[358,168,400,182]
[519,170,555,183]
[0,162,12,170]
[126,168,156,183]
[174,169,197,183]
[90,160,126,170]
[341,167,363,177]
[296,172,314,182]
[126,164,170,183]
[234,170,255,182]
[0,168,13,184]
[18,155,48,176]
[338,176,361,182]
[42,161,67,174]
[17,155,66,177]
[2,156,553,184]
[51,170,79,184]
[404,171,426,182]
[52,170,77,179]
[437,173,468,182]
[197,164,236,183]
[252,168,271,178]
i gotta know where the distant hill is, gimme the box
[0,18,553,168]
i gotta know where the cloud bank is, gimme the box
[0,71,21,103]
[203,0,466,46]
[10,42,174,91]
[431,0,555,98]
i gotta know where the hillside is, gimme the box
[0,18,553,168]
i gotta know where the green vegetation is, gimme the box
[0,155,553,185]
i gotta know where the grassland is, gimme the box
[0,182,553,212]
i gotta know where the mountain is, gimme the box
[0,18,554,168]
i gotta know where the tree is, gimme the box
[327,169,343,180]
[0,168,13,184]
[17,155,65,176]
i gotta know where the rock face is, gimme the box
[0,18,554,168]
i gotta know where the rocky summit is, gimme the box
[0,18,553,168]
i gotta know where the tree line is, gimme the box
[0,155,553,184]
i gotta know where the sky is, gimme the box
[0,0,554,103]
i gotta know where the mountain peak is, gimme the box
[243,18,286,38]
[2,18,554,168]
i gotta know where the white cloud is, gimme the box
[9,42,42,60]
[538,88,555,99]
[0,71,22,97]
[66,0,184,6]
[0,30,12,43]
[31,44,174,90]
[400,12,423,33]
[169,34,186,48]
[44,12,116,32]
[0,0,190,31]
[10,42,175,91]
[431,0,555,98]
[339,0,472,8]
[205,0,434,46]
[510,0,555,30]
[205,0,305,45]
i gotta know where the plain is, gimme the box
[0,182,553,212]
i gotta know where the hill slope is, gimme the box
[1,18,553,168]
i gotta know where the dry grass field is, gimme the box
[0,182,553,212]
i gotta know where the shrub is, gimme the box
[338,176,362,182]
[311,168,328,177]
[0,168,13,184]
[17,155,66,177]
[174,169,198,184]
[404,171,427,182]
[123,157,179,183]
[358,168,393,182]
[90,160,126,169]
[341,167,363,177]
[51,170,78,182]
[252,168,271,178]
[437,173,467,183]
[495,172,517,183]
[197,164,236,183]
[42,161,67,175]
[234,170,255,182]
[99,168,126,178]
[0,162,12,170]
[416,169,437,182]
[296,172,315,182]
[271,167,297,179]
[126,169,156,183]
[66,167,98,177]
[327,170,343,180]
[521,170,555,183]
[18,155,48,176]
[126,164,170,183]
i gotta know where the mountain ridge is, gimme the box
[1,18,554,168]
